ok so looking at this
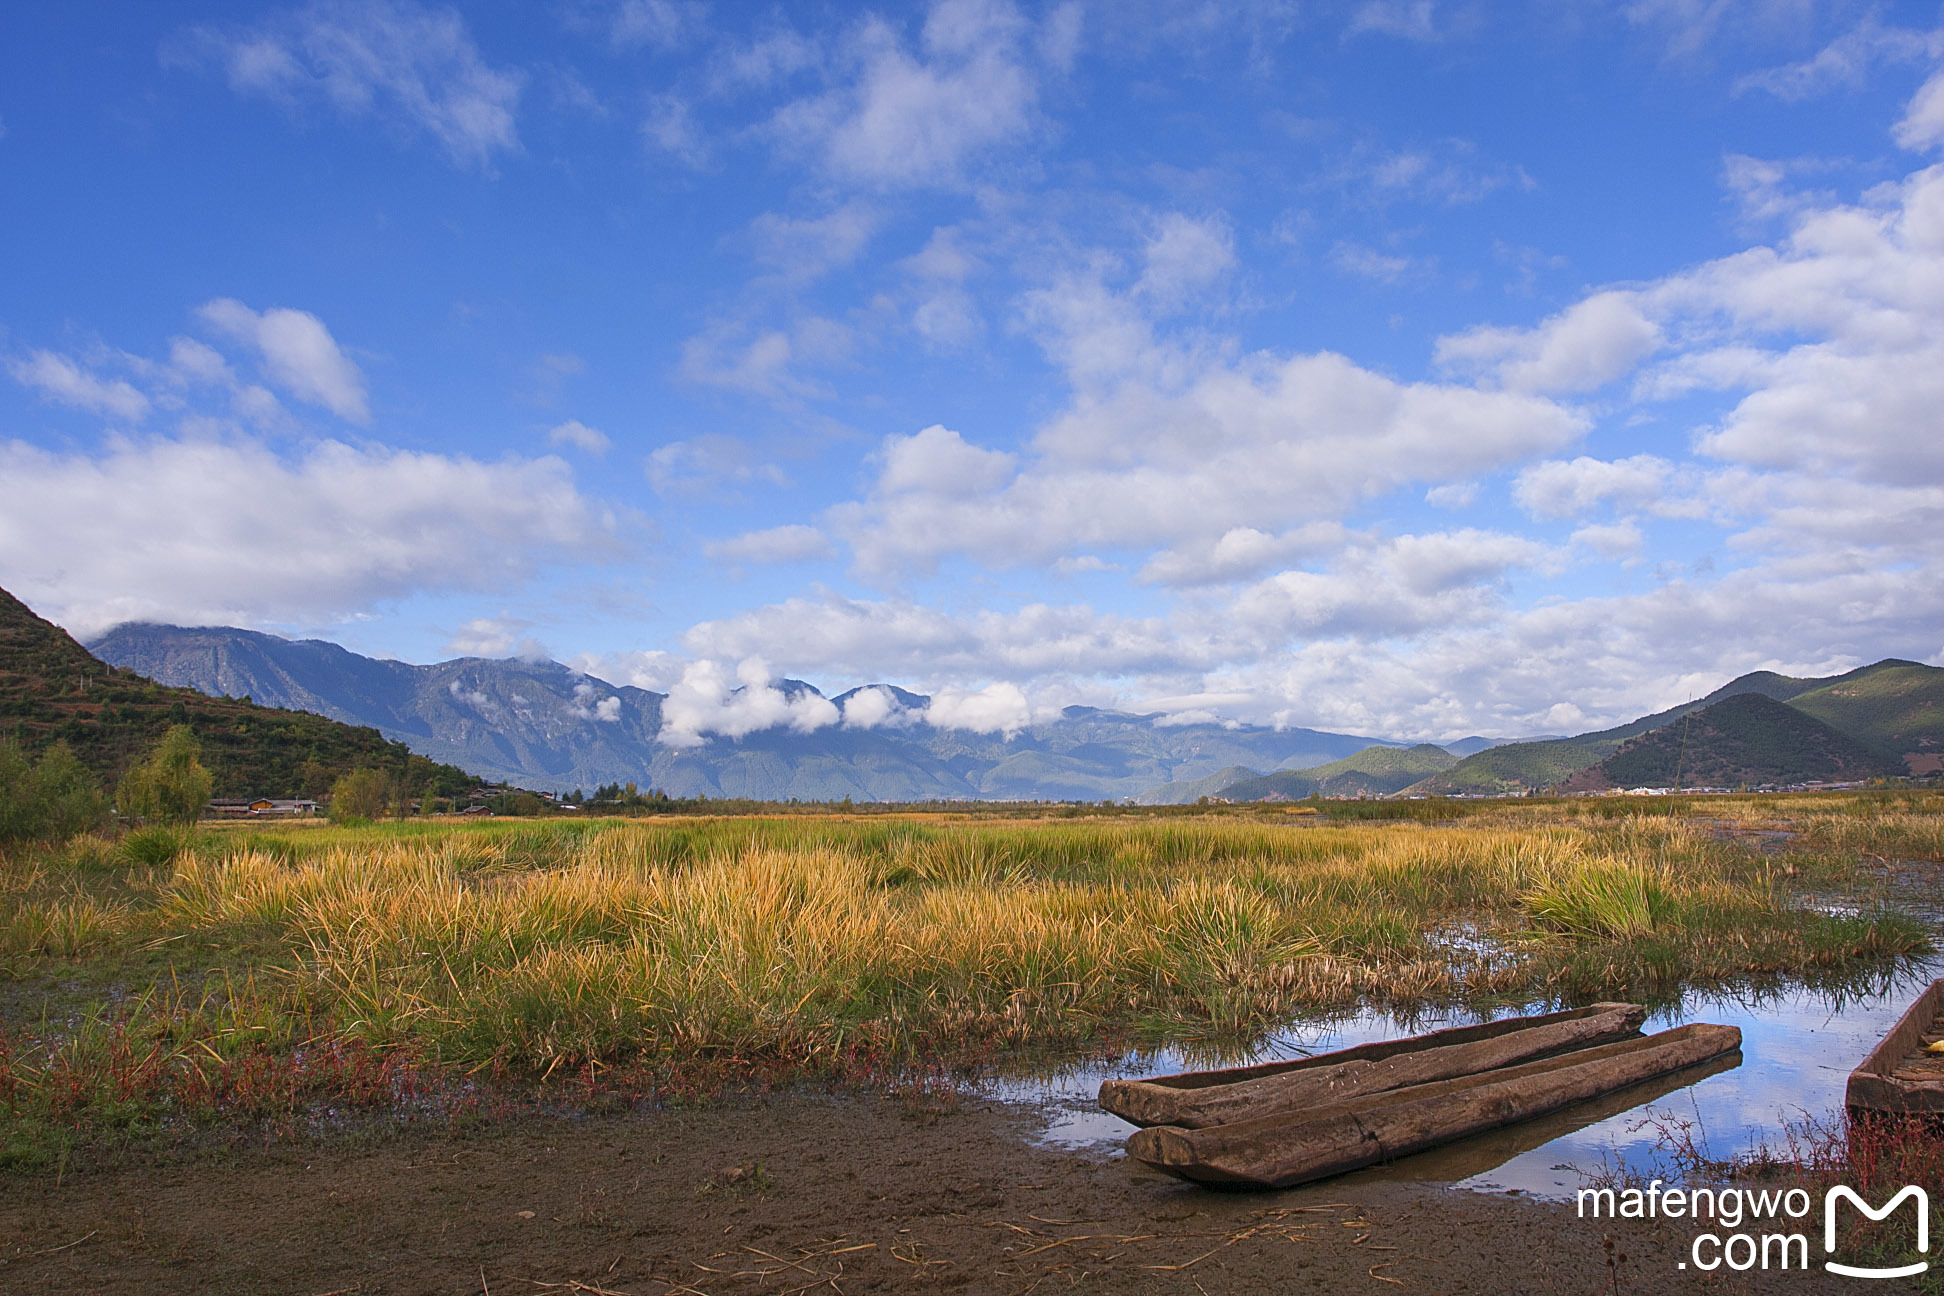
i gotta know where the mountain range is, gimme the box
[89,622,1415,801]
[76,618,1943,804]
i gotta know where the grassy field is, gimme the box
[1,794,1937,1167]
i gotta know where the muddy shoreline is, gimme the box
[0,1090,1868,1294]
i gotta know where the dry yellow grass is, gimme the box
[0,811,1908,1071]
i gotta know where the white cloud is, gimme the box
[447,679,492,710]
[1425,480,1477,509]
[445,614,548,659]
[830,338,1582,577]
[1896,64,1944,152]
[657,658,839,746]
[547,419,611,455]
[1329,241,1421,283]
[1135,212,1235,312]
[1570,519,1645,559]
[0,435,617,638]
[1736,17,1943,102]
[841,684,917,729]
[704,524,834,564]
[874,424,1016,496]
[1230,529,1551,640]
[678,316,853,401]
[769,0,1040,189]
[6,350,150,422]
[165,337,235,387]
[572,648,686,693]
[1436,291,1661,394]
[1514,455,1675,520]
[198,298,370,422]
[183,0,523,169]
[646,435,790,497]
[922,680,1031,736]
[570,679,623,722]
[1137,523,1344,588]
[749,201,881,280]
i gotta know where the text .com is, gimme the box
[1578,1182,1930,1278]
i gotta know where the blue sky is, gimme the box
[3,0,1942,743]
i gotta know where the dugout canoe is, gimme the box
[1847,979,1944,1118]
[1126,1022,1741,1190]
[1100,1002,1647,1130]
[1350,1047,1744,1187]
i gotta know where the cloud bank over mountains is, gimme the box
[3,0,1943,745]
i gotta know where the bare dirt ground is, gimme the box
[0,1092,1871,1295]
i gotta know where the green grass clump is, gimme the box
[1525,860,1676,940]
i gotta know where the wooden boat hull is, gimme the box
[1847,979,1944,1118]
[1126,1022,1741,1190]
[1101,1002,1647,1129]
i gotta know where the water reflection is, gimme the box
[988,960,1941,1201]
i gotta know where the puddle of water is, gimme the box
[987,962,1941,1201]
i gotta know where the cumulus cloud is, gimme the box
[1897,64,1944,152]
[1436,291,1661,394]
[0,435,617,638]
[830,346,1581,576]
[1570,519,1645,559]
[1137,523,1344,588]
[923,681,1031,736]
[547,419,610,455]
[1514,455,1675,520]
[1135,212,1235,312]
[7,350,150,421]
[841,684,917,729]
[657,658,839,746]
[179,0,523,168]
[198,298,370,422]
[1230,529,1551,641]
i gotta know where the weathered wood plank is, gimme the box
[1101,1002,1646,1129]
[1126,1023,1741,1189]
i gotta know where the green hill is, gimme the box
[1785,662,1943,772]
[1130,765,1265,805]
[0,586,480,799]
[1217,744,1459,801]
[1409,659,1944,795]
[1567,692,1902,790]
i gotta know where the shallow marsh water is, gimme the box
[988,960,1942,1201]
